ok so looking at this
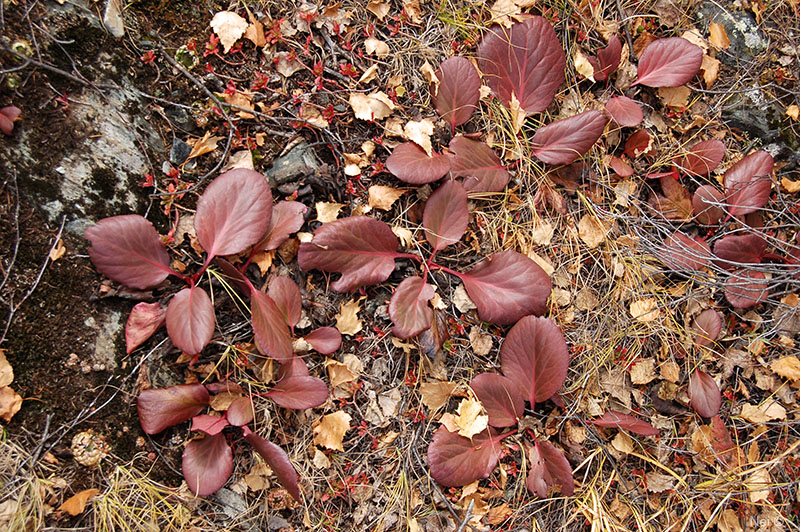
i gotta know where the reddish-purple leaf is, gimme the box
[657,231,711,271]
[267,376,328,410]
[649,175,693,220]
[427,427,503,487]
[166,286,215,355]
[182,433,233,496]
[194,169,273,258]
[532,110,607,165]
[691,309,722,348]
[432,57,480,129]
[633,37,703,87]
[191,414,229,435]
[470,373,524,428]
[449,136,510,193]
[226,397,254,426]
[214,258,250,297]
[423,180,469,251]
[256,201,307,251]
[385,142,452,184]
[724,268,769,308]
[245,433,301,501]
[526,441,574,497]
[0,106,21,135]
[85,215,171,289]
[268,276,303,328]
[590,410,659,436]
[609,156,634,177]
[276,355,310,380]
[125,302,166,354]
[251,289,293,363]
[595,35,622,81]
[692,185,725,225]
[388,276,435,339]
[458,250,552,325]
[303,327,342,354]
[625,130,652,158]
[708,415,737,465]
[499,316,569,404]
[477,17,565,114]
[605,96,643,127]
[689,370,721,418]
[724,150,774,216]
[677,139,725,176]
[713,234,767,267]
[298,216,399,292]
[204,381,243,395]
[137,384,210,434]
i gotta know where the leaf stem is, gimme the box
[429,262,461,278]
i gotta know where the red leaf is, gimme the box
[166,286,215,355]
[268,276,303,327]
[605,96,643,127]
[609,156,634,177]
[458,250,552,325]
[256,200,307,251]
[633,37,703,87]
[385,142,452,184]
[182,433,233,496]
[448,136,510,193]
[677,139,725,176]
[304,327,342,354]
[590,410,659,436]
[477,17,565,114]
[624,130,652,158]
[470,373,524,428]
[388,276,435,339]
[689,370,721,418]
[724,150,773,216]
[427,427,503,487]
[125,302,166,354]
[191,414,229,435]
[499,316,569,404]
[423,180,469,251]
[251,290,293,362]
[649,175,693,220]
[713,234,767,267]
[0,106,21,135]
[137,384,210,434]
[531,110,607,165]
[214,258,250,297]
[595,35,621,81]
[226,397,254,426]
[276,355,310,380]
[298,216,399,292]
[657,231,711,271]
[432,57,480,129]
[724,268,769,308]
[267,375,328,410]
[691,309,722,348]
[708,415,736,465]
[692,185,725,225]
[526,440,574,497]
[245,433,302,501]
[194,169,272,258]
[85,215,171,289]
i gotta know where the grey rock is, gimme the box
[170,138,192,165]
[267,515,291,530]
[83,311,123,371]
[697,3,768,67]
[164,104,197,132]
[103,0,124,38]
[264,141,321,186]
[213,488,249,522]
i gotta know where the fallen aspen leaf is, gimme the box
[740,401,786,423]
[210,11,249,53]
[349,91,396,121]
[187,131,225,160]
[468,326,492,355]
[313,411,351,451]
[645,472,675,493]
[366,0,390,20]
[368,185,405,211]
[787,105,799,121]
[701,54,720,88]
[782,177,800,193]
[578,215,610,248]
[574,49,596,81]
[629,358,656,385]
[771,356,800,381]
[441,398,488,439]
[392,225,414,247]
[746,469,771,503]
[59,488,100,516]
[419,381,458,411]
[315,202,344,223]
[708,22,730,50]
[326,359,357,387]
[357,64,379,85]
[49,239,66,261]
[0,351,13,388]
[403,118,435,156]
[244,462,272,491]
[0,386,22,422]
[452,284,477,313]
[630,299,660,323]
[611,431,634,454]
[658,85,691,108]
[364,37,390,57]
[335,299,363,335]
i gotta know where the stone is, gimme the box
[264,141,321,186]
[697,3,768,67]
[170,138,192,165]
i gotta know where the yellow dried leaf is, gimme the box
[244,462,271,491]
[364,37,389,57]
[403,118,435,156]
[701,54,720,88]
[243,20,266,47]
[660,361,681,383]
[313,411,351,451]
[326,359,356,387]
[210,11,248,53]
[299,104,329,128]
[368,185,405,211]
[419,381,458,412]
[770,356,800,381]
[740,401,786,423]
[0,351,13,388]
[349,91,396,121]
[782,177,800,193]
[658,85,691,108]
[315,201,344,223]
[451,398,488,438]
[366,0,390,20]
[357,64,379,85]
[58,488,100,516]
[0,386,22,422]
[611,431,634,454]
[335,299,363,335]
[187,131,225,160]
[391,225,414,247]
[717,509,742,532]
[787,104,800,121]
[578,215,610,248]
[629,358,656,385]
[708,22,730,50]
[630,298,660,323]
[49,239,66,261]
[574,49,596,81]
[468,327,492,356]
[746,468,771,503]
[402,0,422,23]
[251,250,274,276]
[508,92,527,134]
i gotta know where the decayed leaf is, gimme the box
[629,298,660,323]
[419,381,458,412]
[578,215,610,248]
[449,136,510,193]
[336,299,363,336]
[364,37,389,56]
[624,129,653,158]
[708,22,730,50]
[315,202,345,223]
[770,356,800,381]
[629,358,656,385]
[574,49,597,81]
[427,427,503,487]
[366,0,390,19]
[657,85,691,108]
[0,351,12,388]
[385,142,451,184]
[649,175,693,220]
[633,37,703,87]
[313,411,351,451]
[645,472,675,493]
[326,359,357,388]
[441,398,489,438]
[0,386,22,422]
[58,488,100,516]
[403,118,435,156]
[739,401,786,423]
[432,57,480,129]
[368,185,405,211]
[186,131,225,160]
[210,11,249,53]
[469,326,493,356]
[701,54,720,87]
[349,91,396,121]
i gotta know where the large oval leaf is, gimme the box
[194,169,273,258]
[226,397,254,426]
[677,139,725,176]
[531,110,607,165]
[298,216,399,292]
[303,327,342,354]
[166,286,215,355]
[423,180,469,251]
[689,370,721,418]
[692,185,725,225]
[499,316,568,404]
[713,233,767,267]
[724,268,769,308]
[449,136,510,193]
[125,302,166,354]
[385,142,452,184]
[267,375,328,410]
[256,200,307,251]
[268,276,303,328]
[477,17,566,114]
[633,37,703,87]
[605,96,643,127]
[85,215,171,289]
[251,289,293,363]
[595,35,621,81]
[182,433,233,496]
[245,433,302,502]
[190,414,229,436]
[691,309,722,348]
[427,427,503,487]
[657,231,711,271]
[388,276,435,339]
[458,250,551,325]
[590,410,659,436]
[470,373,524,428]
[432,57,480,129]
[724,150,773,216]
[526,441,574,497]
[214,257,250,297]
[137,383,210,434]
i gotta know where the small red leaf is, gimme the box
[182,433,233,496]
[448,136,510,193]
[427,427,503,487]
[303,327,342,354]
[251,290,293,363]
[470,373,524,428]
[609,156,634,177]
[657,231,711,271]
[137,384,210,434]
[677,139,725,176]
[194,169,273,258]
[214,258,250,297]
[226,397,254,426]
[125,302,166,354]
[432,57,480,128]
[595,35,621,81]
[633,37,703,87]
[85,215,171,289]
[624,130,652,158]
[388,276,435,339]
[298,216,399,292]
[166,286,215,355]
[268,276,303,328]
[724,268,769,308]
[691,309,722,348]
[692,185,725,225]
[423,180,469,251]
[531,110,607,165]
[713,234,767,266]
[689,370,721,418]
[605,96,643,127]
[458,251,552,325]
[245,433,302,501]
[0,106,21,135]
[268,376,328,410]
[591,410,659,436]
[256,201,307,251]
[649,175,693,220]
[724,150,773,216]
[385,142,451,184]
[191,414,229,435]
[526,441,574,497]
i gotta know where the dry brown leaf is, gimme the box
[210,11,249,53]
[717,509,743,532]
[403,118,435,156]
[419,381,458,412]
[578,215,610,248]
[402,0,422,22]
[312,448,331,469]
[630,299,660,323]
[441,398,488,438]
[658,85,691,108]
[366,0,391,20]
[368,185,405,211]
[660,361,680,383]
[357,64,379,85]
[49,239,66,261]
[58,488,100,516]
[452,284,477,313]
[313,411,351,451]
[244,462,271,491]
[508,92,527,134]
[335,299,363,335]
[326,359,357,387]
[187,131,225,160]
[787,104,799,121]
[487,502,513,526]
[746,468,771,503]
[782,177,800,193]
[708,22,730,50]
[251,250,274,276]
[574,49,596,81]
[489,0,525,27]
[349,91,396,121]
[244,20,266,47]
[611,431,633,454]
[364,37,390,57]
[224,150,254,171]
[645,472,675,493]
[392,226,414,247]
[740,401,786,423]
[0,351,13,388]
[220,90,255,119]
[0,386,22,422]
[771,356,800,381]
[701,54,720,88]
[468,327,492,356]
[629,358,656,385]
[315,201,344,223]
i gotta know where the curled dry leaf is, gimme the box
[368,185,405,211]
[210,11,249,53]
[0,386,22,422]
[419,381,458,412]
[313,411,352,451]
[403,118,435,156]
[58,489,100,516]
[442,398,489,438]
